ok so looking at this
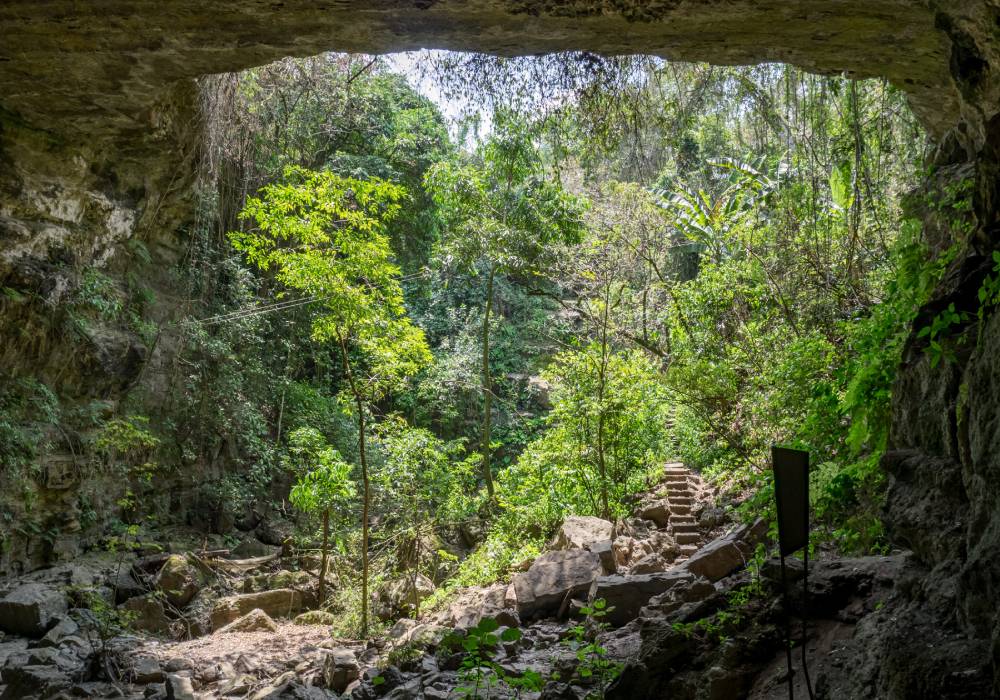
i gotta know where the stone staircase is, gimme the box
[659,462,708,559]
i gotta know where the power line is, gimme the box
[187,268,432,326]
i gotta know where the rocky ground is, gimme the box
[1,463,983,699]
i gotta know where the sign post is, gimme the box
[772,446,815,700]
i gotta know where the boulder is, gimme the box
[216,608,278,634]
[210,589,302,629]
[0,664,73,699]
[122,594,173,635]
[647,531,679,559]
[629,553,670,575]
[131,656,164,684]
[166,673,198,700]
[513,549,603,620]
[322,648,360,692]
[111,568,147,604]
[255,518,294,548]
[589,540,617,574]
[0,583,68,637]
[641,577,717,618]
[155,554,204,608]
[682,519,767,582]
[373,574,436,621]
[589,569,701,626]
[552,516,614,551]
[0,638,29,667]
[231,539,281,559]
[183,588,218,637]
[638,500,672,527]
[294,610,337,626]
[37,616,79,647]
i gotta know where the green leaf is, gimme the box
[830,161,854,211]
[476,617,499,633]
[500,627,522,642]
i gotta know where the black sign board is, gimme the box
[772,446,809,557]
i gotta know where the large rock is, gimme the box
[682,519,767,582]
[294,610,337,626]
[629,553,670,575]
[513,549,603,620]
[552,516,613,551]
[216,608,278,634]
[589,570,701,626]
[373,574,436,621]
[0,664,74,699]
[210,589,302,629]
[155,554,204,608]
[122,594,173,635]
[322,648,360,692]
[0,583,68,637]
[637,500,672,527]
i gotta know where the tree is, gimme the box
[373,416,477,615]
[424,115,585,498]
[285,427,355,604]
[231,166,431,636]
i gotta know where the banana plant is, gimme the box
[653,155,778,264]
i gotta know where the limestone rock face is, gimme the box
[0,0,972,148]
[513,549,603,620]
[0,583,68,637]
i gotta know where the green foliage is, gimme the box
[442,617,540,699]
[286,427,355,513]
[977,250,1000,324]
[232,165,431,395]
[0,377,58,480]
[495,348,669,533]
[373,416,479,526]
[425,113,586,277]
[555,599,623,697]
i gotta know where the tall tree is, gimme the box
[231,166,431,636]
[424,115,585,497]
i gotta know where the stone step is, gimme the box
[678,544,699,556]
[675,532,701,545]
[670,516,697,526]
[669,495,694,504]
[670,520,699,530]
[672,526,700,537]
[669,503,692,515]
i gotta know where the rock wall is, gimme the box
[2,0,1000,689]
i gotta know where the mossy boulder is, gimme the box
[155,555,205,608]
[293,610,336,626]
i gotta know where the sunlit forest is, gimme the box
[10,48,986,699]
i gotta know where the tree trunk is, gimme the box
[596,285,611,521]
[337,332,371,637]
[319,508,330,604]
[357,395,369,637]
[480,263,497,499]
